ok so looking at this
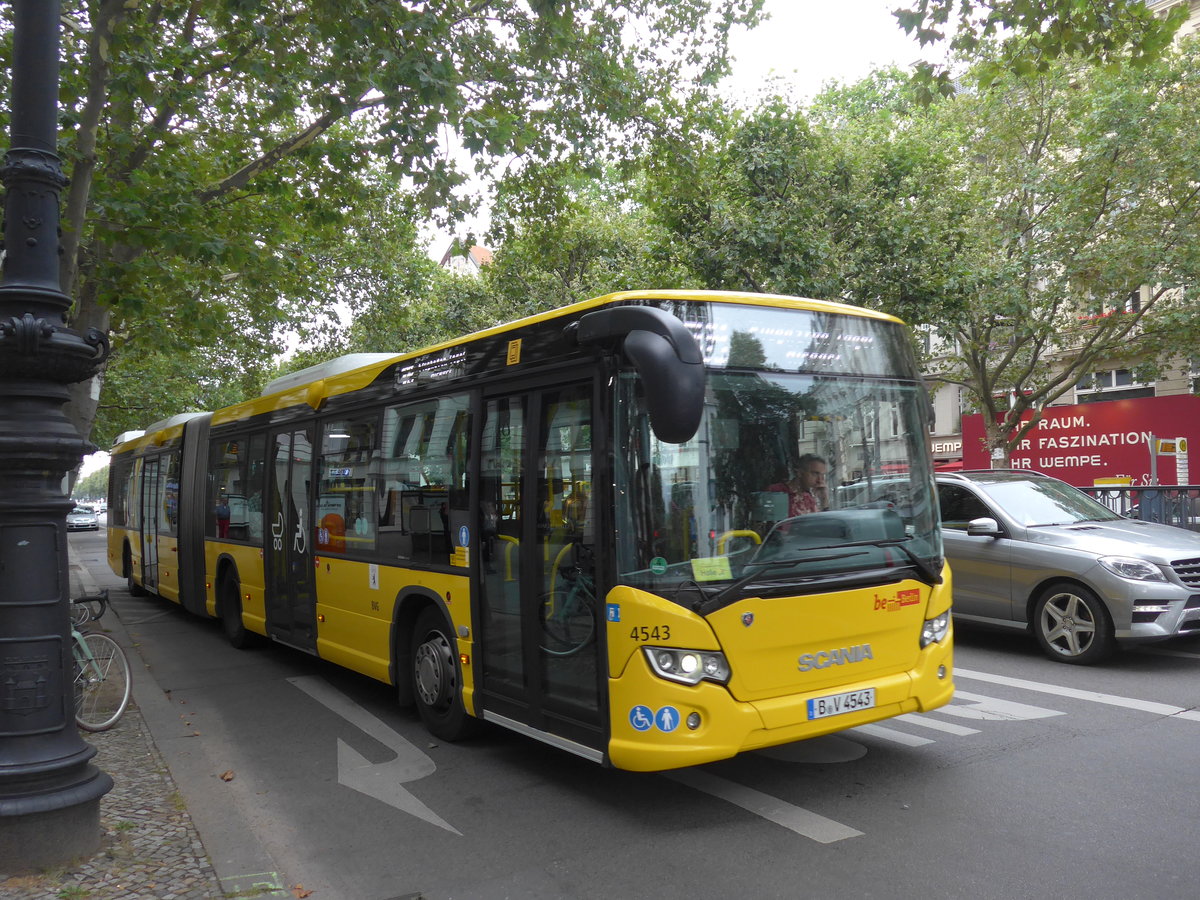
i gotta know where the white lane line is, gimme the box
[896,713,981,736]
[955,667,1200,722]
[852,723,934,746]
[666,769,862,843]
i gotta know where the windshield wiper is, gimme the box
[761,535,942,587]
[875,539,943,586]
[699,551,869,614]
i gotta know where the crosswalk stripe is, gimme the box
[852,723,934,746]
[956,667,1200,721]
[896,713,980,735]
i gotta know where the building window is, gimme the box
[1075,368,1154,404]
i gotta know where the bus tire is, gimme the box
[411,606,478,742]
[219,576,254,650]
[123,546,146,597]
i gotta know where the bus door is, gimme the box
[477,381,603,755]
[264,426,317,652]
[139,455,161,593]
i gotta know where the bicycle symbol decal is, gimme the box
[629,705,654,732]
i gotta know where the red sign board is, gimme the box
[961,395,1200,487]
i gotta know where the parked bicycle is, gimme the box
[70,590,132,732]
[539,543,597,657]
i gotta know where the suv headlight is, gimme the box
[643,647,731,685]
[921,611,950,648]
[1098,556,1167,582]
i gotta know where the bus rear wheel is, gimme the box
[123,546,146,597]
[411,606,477,742]
[219,576,254,649]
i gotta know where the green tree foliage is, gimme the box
[640,75,974,325]
[637,51,1200,463]
[74,466,108,500]
[924,45,1200,459]
[0,0,762,441]
[893,0,1188,98]
[331,168,692,357]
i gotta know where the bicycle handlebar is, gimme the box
[70,589,109,622]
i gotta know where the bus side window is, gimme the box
[376,394,470,565]
[316,412,379,556]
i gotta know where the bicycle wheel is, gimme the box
[539,586,596,657]
[74,632,132,732]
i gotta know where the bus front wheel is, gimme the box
[411,606,477,742]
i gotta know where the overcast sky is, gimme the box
[720,0,940,104]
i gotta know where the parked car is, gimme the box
[67,504,99,532]
[937,470,1200,664]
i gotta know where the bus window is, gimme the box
[376,394,470,565]
[162,450,181,537]
[244,433,266,542]
[317,413,379,555]
[208,437,246,540]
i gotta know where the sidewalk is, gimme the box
[0,550,228,899]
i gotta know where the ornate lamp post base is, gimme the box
[0,0,114,870]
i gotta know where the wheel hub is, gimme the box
[414,635,451,707]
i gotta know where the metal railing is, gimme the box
[1080,484,1200,532]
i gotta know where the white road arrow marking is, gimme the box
[289,676,461,835]
[940,690,1064,721]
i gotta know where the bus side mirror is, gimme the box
[566,306,705,444]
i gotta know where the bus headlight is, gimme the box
[921,611,950,648]
[644,647,731,685]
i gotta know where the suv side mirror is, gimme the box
[966,517,1002,537]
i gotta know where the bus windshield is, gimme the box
[614,324,941,603]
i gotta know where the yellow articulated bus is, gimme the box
[108,290,952,771]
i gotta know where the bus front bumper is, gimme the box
[606,638,953,772]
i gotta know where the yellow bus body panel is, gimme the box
[312,558,476,711]
[204,541,269,636]
[156,533,181,604]
[605,576,954,772]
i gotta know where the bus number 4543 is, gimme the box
[630,625,671,641]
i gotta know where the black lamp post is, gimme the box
[0,0,113,870]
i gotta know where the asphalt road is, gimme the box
[70,530,1200,900]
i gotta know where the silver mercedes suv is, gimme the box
[937,470,1200,664]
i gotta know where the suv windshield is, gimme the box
[973,477,1124,527]
[614,368,941,603]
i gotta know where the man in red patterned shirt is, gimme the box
[768,454,828,517]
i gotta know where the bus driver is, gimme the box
[768,453,828,517]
